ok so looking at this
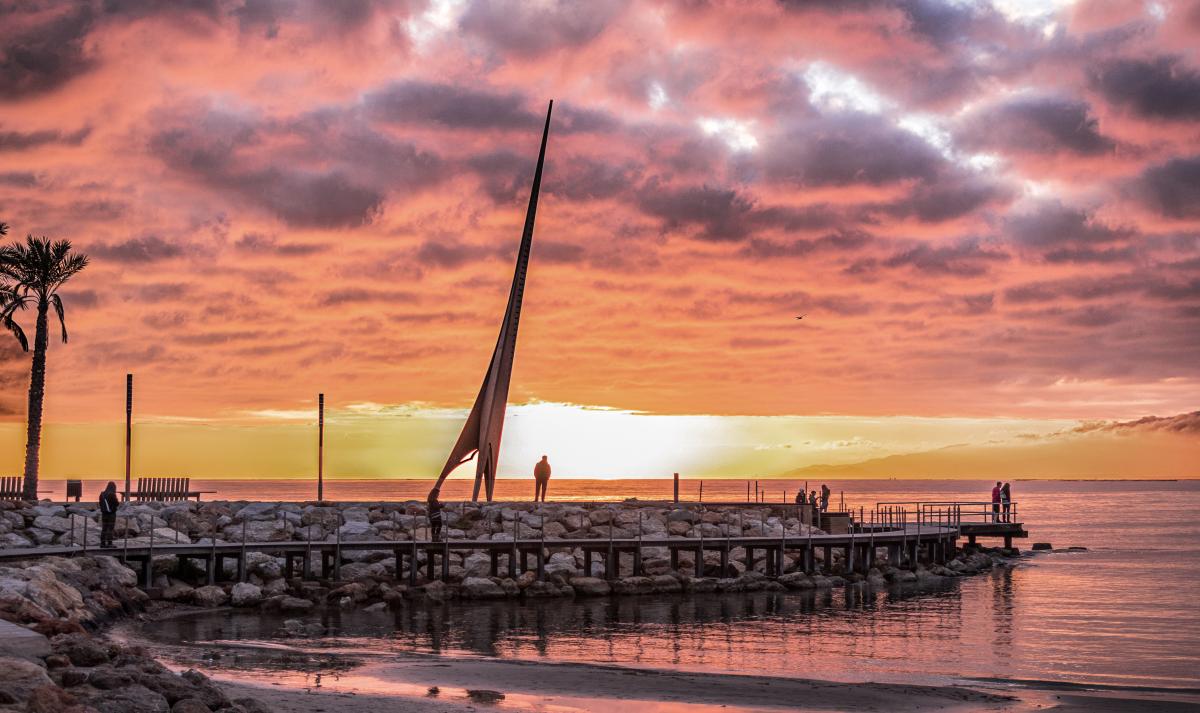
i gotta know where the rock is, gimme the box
[778,572,814,589]
[32,515,74,534]
[266,595,314,613]
[461,577,506,599]
[26,684,81,713]
[1031,542,1052,550]
[190,585,228,608]
[60,669,89,687]
[461,552,492,578]
[87,683,170,713]
[87,668,134,690]
[52,633,110,666]
[230,583,263,607]
[171,699,211,713]
[363,602,388,612]
[336,521,373,540]
[232,698,274,713]
[234,503,277,521]
[611,576,655,595]
[224,520,291,543]
[667,509,699,524]
[161,581,194,602]
[0,655,53,702]
[569,576,611,596]
[651,575,681,593]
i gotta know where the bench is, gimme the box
[130,477,204,502]
[0,476,25,501]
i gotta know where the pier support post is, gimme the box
[670,548,679,570]
[696,545,704,577]
[746,547,755,573]
[633,547,643,576]
[823,545,832,575]
[606,543,617,580]
[584,549,592,577]
[720,544,729,576]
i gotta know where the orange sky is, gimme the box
[1,0,1197,479]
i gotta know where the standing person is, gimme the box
[99,481,119,548]
[820,484,831,513]
[1001,482,1012,523]
[427,487,444,542]
[533,455,551,502]
[991,482,1002,523]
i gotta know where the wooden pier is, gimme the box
[0,523,960,590]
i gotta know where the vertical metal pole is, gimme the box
[673,473,679,503]
[317,393,325,502]
[699,481,703,502]
[124,373,133,501]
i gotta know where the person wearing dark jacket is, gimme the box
[427,488,444,542]
[533,456,551,502]
[99,481,120,548]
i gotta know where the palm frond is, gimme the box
[51,293,68,343]
[1,314,28,352]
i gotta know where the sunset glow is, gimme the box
[1,0,1197,480]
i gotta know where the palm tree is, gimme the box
[0,235,89,500]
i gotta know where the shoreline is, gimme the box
[131,630,1200,713]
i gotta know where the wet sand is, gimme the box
[210,657,1200,712]
[215,655,1015,712]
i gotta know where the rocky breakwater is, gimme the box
[0,552,269,712]
[0,499,1015,610]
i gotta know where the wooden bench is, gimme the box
[130,477,204,502]
[0,476,25,501]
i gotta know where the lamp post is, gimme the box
[317,393,325,502]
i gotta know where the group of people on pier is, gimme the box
[794,484,831,513]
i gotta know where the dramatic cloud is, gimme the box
[1089,55,1200,121]
[0,0,1196,435]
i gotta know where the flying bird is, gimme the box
[795,314,806,320]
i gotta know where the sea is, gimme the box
[83,478,1200,694]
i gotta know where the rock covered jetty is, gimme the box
[0,498,1007,606]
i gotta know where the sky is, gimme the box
[0,0,1198,480]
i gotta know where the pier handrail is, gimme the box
[874,500,1017,525]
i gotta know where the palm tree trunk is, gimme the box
[21,299,49,501]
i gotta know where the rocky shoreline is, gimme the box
[0,498,1018,711]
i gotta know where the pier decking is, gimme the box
[0,523,960,589]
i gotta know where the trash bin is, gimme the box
[66,480,82,502]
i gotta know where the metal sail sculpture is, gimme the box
[430,100,553,502]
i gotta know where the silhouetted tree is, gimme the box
[0,234,89,500]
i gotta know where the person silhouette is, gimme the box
[534,456,551,502]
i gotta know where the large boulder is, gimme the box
[569,577,611,596]
[0,656,54,702]
[230,583,263,607]
[233,503,278,522]
[461,552,492,578]
[86,683,170,713]
[461,577,506,599]
[190,586,227,608]
[32,515,74,534]
[223,519,291,543]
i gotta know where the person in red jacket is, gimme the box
[991,482,1002,523]
[534,456,551,502]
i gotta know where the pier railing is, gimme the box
[874,501,1018,526]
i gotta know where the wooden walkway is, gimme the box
[0,524,959,589]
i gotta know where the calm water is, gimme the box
[126,479,1200,691]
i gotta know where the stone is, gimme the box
[778,572,814,589]
[274,596,313,613]
[32,515,74,534]
[651,575,681,593]
[190,585,228,608]
[0,655,53,702]
[61,669,90,687]
[234,503,277,521]
[52,634,110,666]
[667,509,699,524]
[461,552,492,578]
[569,577,611,596]
[87,683,170,713]
[461,577,506,599]
[25,684,81,713]
[230,582,263,607]
[161,581,194,602]
[171,699,211,713]
[87,669,134,690]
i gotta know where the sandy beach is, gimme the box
[208,655,1200,713]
